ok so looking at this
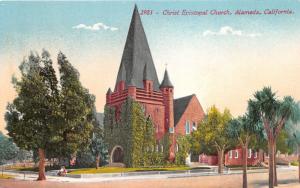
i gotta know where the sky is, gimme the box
[0,1,300,133]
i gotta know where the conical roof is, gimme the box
[114,5,160,91]
[106,88,112,94]
[160,69,173,88]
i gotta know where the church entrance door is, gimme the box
[111,145,124,163]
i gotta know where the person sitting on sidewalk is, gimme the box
[57,166,67,176]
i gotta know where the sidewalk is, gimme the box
[0,168,299,188]
[2,165,296,183]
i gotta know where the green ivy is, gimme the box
[175,135,191,165]
[104,98,170,167]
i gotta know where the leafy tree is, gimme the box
[56,52,94,158]
[5,50,94,180]
[194,105,233,174]
[276,130,293,155]
[0,132,18,164]
[5,51,56,180]
[75,148,95,168]
[248,87,299,188]
[90,111,108,169]
[228,114,263,188]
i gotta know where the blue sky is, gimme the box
[0,1,300,132]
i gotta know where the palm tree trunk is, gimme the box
[268,140,274,188]
[274,144,278,186]
[37,148,46,181]
[242,145,248,188]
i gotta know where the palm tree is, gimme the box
[285,102,300,182]
[228,115,262,188]
[248,87,299,188]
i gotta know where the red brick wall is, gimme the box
[107,81,167,140]
[225,148,262,166]
[199,154,218,165]
[174,95,205,136]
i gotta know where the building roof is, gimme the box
[160,69,173,88]
[114,5,160,91]
[174,94,195,126]
[106,88,112,94]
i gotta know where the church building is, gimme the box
[105,5,205,163]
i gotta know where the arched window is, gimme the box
[185,121,190,134]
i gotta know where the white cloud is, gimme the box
[203,26,261,38]
[72,22,118,31]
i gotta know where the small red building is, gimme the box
[105,5,205,161]
[224,148,263,166]
[199,148,264,166]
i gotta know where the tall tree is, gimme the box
[90,111,108,169]
[195,105,233,174]
[248,87,299,188]
[228,115,263,188]
[6,52,56,180]
[56,51,94,160]
[5,50,94,180]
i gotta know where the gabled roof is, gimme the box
[115,5,160,91]
[174,94,195,126]
[160,69,173,88]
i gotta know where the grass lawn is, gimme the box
[291,161,299,166]
[226,165,267,170]
[69,166,191,174]
[0,174,14,179]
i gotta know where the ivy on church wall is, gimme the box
[175,135,191,165]
[104,98,171,167]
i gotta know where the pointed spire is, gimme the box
[106,88,112,94]
[114,4,160,91]
[160,69,173,88]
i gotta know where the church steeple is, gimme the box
[114,4,160,91]
[160,69,173,88]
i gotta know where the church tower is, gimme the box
[160,69,174,132]
[105,5,205,165]
[160,69,175,160]
[106,5,166,140]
